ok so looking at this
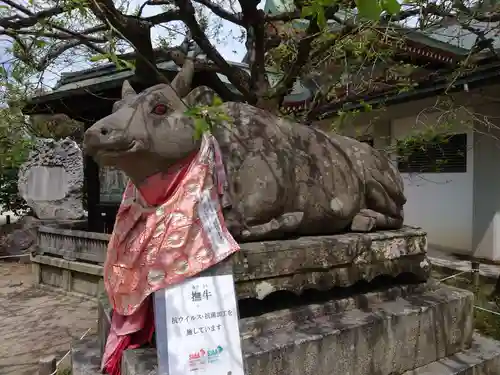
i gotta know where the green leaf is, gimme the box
[217,113,232,122]
[194,125,204,140]
[116,58,135,70]
[316,7,327,28]
[356,0,383,20]
[11,64,23,83]
[301,5,315,18]
[212,96,223,106]
[89,54,108,62]
[381,0,401,15]
[34,39,46,48]
[193,118,209,140]
[184,108,200,116]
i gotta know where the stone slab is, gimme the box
[122,348,157,375]
[36,226,109,264]
[72,334,500,375]
[428,247,500,281]
[71,336,102,375]
[31,254,105,298]
[118,285,473,375]
[18,138,86,220]
[97,282,433,358]
[404,334,500,375]
[26,165,69,201]
[98,294,112,357]
[32,254,104,276]
[37,226,429,299]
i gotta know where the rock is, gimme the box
[0,215,41,259]
[18,138,87,220]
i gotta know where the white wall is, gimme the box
[391,110,474,253]
[473,212,499,261]
[469,106,500,262]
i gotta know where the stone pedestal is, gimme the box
[69,228,500,375]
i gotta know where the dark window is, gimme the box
[397,133,467,173]
[357,137,374,147]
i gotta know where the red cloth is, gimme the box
[101,155,193,375]
[102,300,155,375]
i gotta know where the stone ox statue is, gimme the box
[84,78,406,241]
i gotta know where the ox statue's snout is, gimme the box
[83,122,108,156]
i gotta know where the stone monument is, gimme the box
[18,137,87,221]
[99,167,128,203]
[72,58,500,374]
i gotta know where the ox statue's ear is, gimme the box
[122,80,136,100]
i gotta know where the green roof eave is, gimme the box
[395,26,471,56]
[264,0,294,14]
[23,58,312,115]
[312,60,500,120]
[264,0,477,57]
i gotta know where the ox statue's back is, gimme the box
[84,81,406,241]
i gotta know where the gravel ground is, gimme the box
[0,262,97,375]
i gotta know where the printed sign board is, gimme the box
[154,271,244,375]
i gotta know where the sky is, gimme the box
[0,0,493,91]
[0,0,265,90]
[142,0,260,62]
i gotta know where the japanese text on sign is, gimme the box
[154,274,244,375]
[171,309,235,325]
[198,190,228,249]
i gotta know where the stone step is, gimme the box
[97,282,434,358]
[74,334,500,375]
[71,335,101,375]
[120,285,475,375]
[403,334,500,375]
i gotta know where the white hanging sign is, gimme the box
[154,273,244,375]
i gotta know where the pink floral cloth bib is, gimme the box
[103,133,240,316]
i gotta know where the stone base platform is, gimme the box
[35,226,429,298]
[71,333,500,375]
[31,254,105,299]
[71,284,500,375]
[406,334,500,374]
[32,226,109,298]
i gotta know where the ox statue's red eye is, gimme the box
[152,103,168,115]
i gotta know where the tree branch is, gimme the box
[0,0,66,29]
[173,0,255,103]
[137,0,175,17]
[239,0,269,99]
[6,28,106,43]
[0,0,111,70]
[142,10,181,25]
[266,10,302,22]
[192,0,243,25]
[11,36,106,71]
[88,0,159,84]
[269,12,322,104]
